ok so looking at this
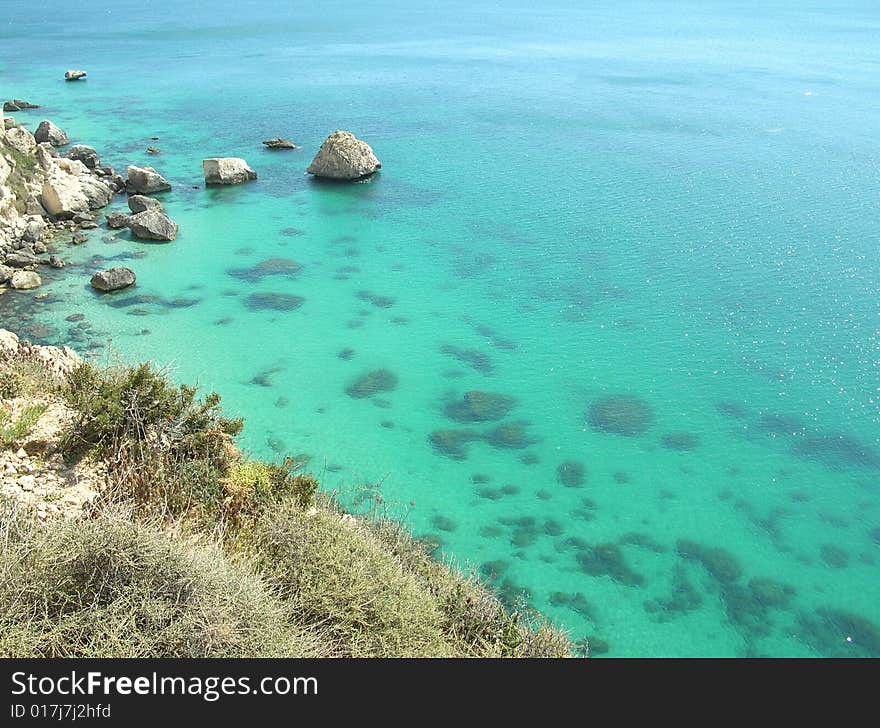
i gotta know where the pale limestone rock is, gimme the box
[125,165,171,194]
[202,157,257,185]
[306,130,381,180]
[4,127,36,155]
[10,270,41,289]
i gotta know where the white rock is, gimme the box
[202,157,257,185]
[306,130,381,180]
[4,126,36,155]
[10,270,41,289]
[125,165,171,194]
[0,329,19,354]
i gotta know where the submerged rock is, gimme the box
[228,258,302,283]
[126,210,178,241]
[444,391,516,422]
[34,120,69,146]
[202,157,257,185]
[345,369,398,398]
[91,267,136,292]
[244,292,304,312]
[125,165,171,194]
[306,130,381,180]
[262,137,298,150]
[428,429,480,460]
[64,69,87,81]
[588,395,653,436]
[557,460,586,487]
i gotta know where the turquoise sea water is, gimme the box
[3,0,880,656]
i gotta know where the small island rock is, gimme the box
[306,130,381,180]
[126,209,178,241]
[262,137,298,150]
[91,267,136,292]
[64,69,87,81]
[125,165,171,194]
[202,157,257,185]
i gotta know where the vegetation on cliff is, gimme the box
[0,350,573,658]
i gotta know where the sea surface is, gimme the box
[2,0,879,656]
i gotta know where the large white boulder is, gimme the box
[125,165,171,194]
[306,130,381,180]
[41,158,113,217]
[202,157,257,185]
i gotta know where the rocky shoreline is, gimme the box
[1,86,381,304]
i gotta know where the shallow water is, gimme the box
[3,0,879,656]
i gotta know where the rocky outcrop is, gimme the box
[3,102,20,113]
[10,270,41,289]
[126,209,178,241]
[41,157,113,218]
[125,165,171,194]
[64,70,87,81]
[127,195,163,214]
[105,212,130,229]
[263,137,298,150]
[202,157,257,185]
[64,145,100,169]
[306,130,381,180]
[0,265,12,284]
[34,121,69,147]
[4,127,36,155]
[13,100,39,110]
[90,266,136,291]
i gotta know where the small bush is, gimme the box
[0,359,58,399]
[0,405,46,447]
[61,363,242,518]
[0,501,331,658]
[246,496,573,658]
[248,498,458,657]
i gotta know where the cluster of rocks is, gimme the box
[0,329,104,519]
[0,114,129,292]
[3,80,383,303]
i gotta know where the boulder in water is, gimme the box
[125,165,171,194]
[127,195,164,214]
[10,270,41,290]
[262,137,298,150]
[306,130,381,180]
[202,157,257,185]
[126,210,178,241]
[91,267,136,292]
[64,69,87,81]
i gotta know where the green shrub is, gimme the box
[0,404,46,447]
[246,495,573,658]
[61,363,242,518]
[0,501,331,658]
[0,359,58,399]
